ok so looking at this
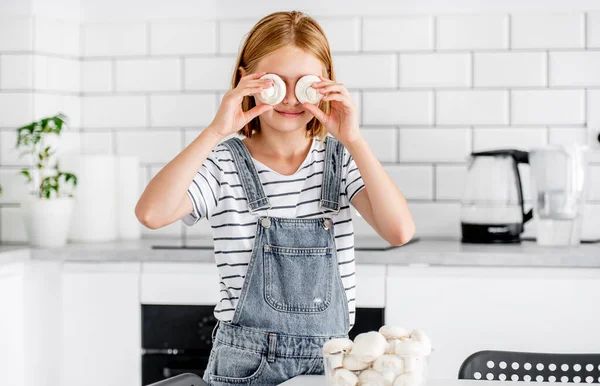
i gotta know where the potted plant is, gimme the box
[16,113,78,247]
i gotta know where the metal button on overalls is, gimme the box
[323,218,333,230]
[261,217,271,228]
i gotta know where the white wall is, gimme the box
[1,2,600,242]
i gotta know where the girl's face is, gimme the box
[251,45,325,134]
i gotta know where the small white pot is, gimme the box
[20,195,74,248]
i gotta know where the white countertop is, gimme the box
[279,377,503,386]
[1,237,599,268]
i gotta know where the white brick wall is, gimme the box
[2,10,600,242]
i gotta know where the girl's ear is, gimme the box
[238,66,247,77]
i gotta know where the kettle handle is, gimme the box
[510,150,533,226]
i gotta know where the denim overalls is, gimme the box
[202,135,351,386]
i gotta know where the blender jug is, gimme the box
[529,145,588,246]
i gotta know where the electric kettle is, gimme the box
[461,150,533,243]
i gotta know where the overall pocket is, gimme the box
[264,244,333,313]
[207,343,267,385]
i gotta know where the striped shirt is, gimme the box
[182,136,366,329]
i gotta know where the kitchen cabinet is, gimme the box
[61,262,141,386]
[386,266,600,380]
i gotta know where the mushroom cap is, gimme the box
[372,354,405,376]
[323,338,354,356]
[394,338,429,357]
[379,325,410,340]
[385,340,401,355]
[342,355,371,371]
[257,74,286,105]
[409,330,432,356]
[295,74,323,104]
[351,331,387,362]
[357,369,388,386]
[333,368,359,386]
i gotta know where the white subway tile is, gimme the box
[436,164,468,200]
[589,90,600,129]
[34,18,66,55]
[33,93,62,122]
[185,57,235,91]
[82,96,147,128]
[0,207,27,243]
[363,91,433,125]
[62,95,81,129]
[436,14,508,50]
[511,90,585,125]
[473,128,547,152]
[360,127,397,162]
[399,128,471,162]
[333,54,397,89]
[81,60,112,92]
[385,165,433,200]
[34,55,80,92]
[0,55,33,89]
[474,52,546,87]
[1,130,32,165]
[589,12,600,48]
[80,131,114,154]
[511,12,585,49]
[550,51,600,86]
[150,20,216,55]
[318,18,360,52]
[409,201,461,238]
[0,93,33,128]
[82,22,147,57]
[548,128,588,145]
[219,20,255,54]
[0,169,30,204]
[62,20,80,57]
[399,53,470,88]
[117,130,182,164]
[363,16,434,51]
[589,165,600,201]
[150,94,216,127]
[115,58,180,92]
[0,16,33,51]
[437,91,508,125]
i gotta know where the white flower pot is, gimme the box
[20,195,74,248]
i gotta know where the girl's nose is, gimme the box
[282,81,299,105]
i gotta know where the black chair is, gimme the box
[459,351,600,383]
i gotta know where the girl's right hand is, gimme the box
[208,72,274,138]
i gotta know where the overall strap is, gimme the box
[221,137,271,213]
[319,135,344,214]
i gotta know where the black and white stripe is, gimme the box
[183,137,366,330]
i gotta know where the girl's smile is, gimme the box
[275,109,304,118]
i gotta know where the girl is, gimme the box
[135,11,415,386]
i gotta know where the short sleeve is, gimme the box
[343,148,366,203]
[181,149,224,226]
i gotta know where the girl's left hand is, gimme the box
[302,76,361,147]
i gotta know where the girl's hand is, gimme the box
[208,71,274,138]
[302,76,361,147]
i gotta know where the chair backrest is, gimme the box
[458,351,600,383]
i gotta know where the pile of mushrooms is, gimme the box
[322,326,432,386]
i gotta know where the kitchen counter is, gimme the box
[279,377,515,385]
[1,237,599,268]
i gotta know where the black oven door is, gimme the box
[142,353,209,385]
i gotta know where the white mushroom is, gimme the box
[323,338,354,356]
[385,339,402,355]
[332,368,359,386]
[379,325,410,341]
[295,74,323,104]
[326,353,345,370]
[381,371,397,385]
[351,331,387,363]
[409,330,432,356]
[393,372,424,386]
[372,355,405,376]
[257,74,286,105]
[394,338,429,358]
[342,355,371,371]
[357,369,389,386]
[402,356,426,374]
